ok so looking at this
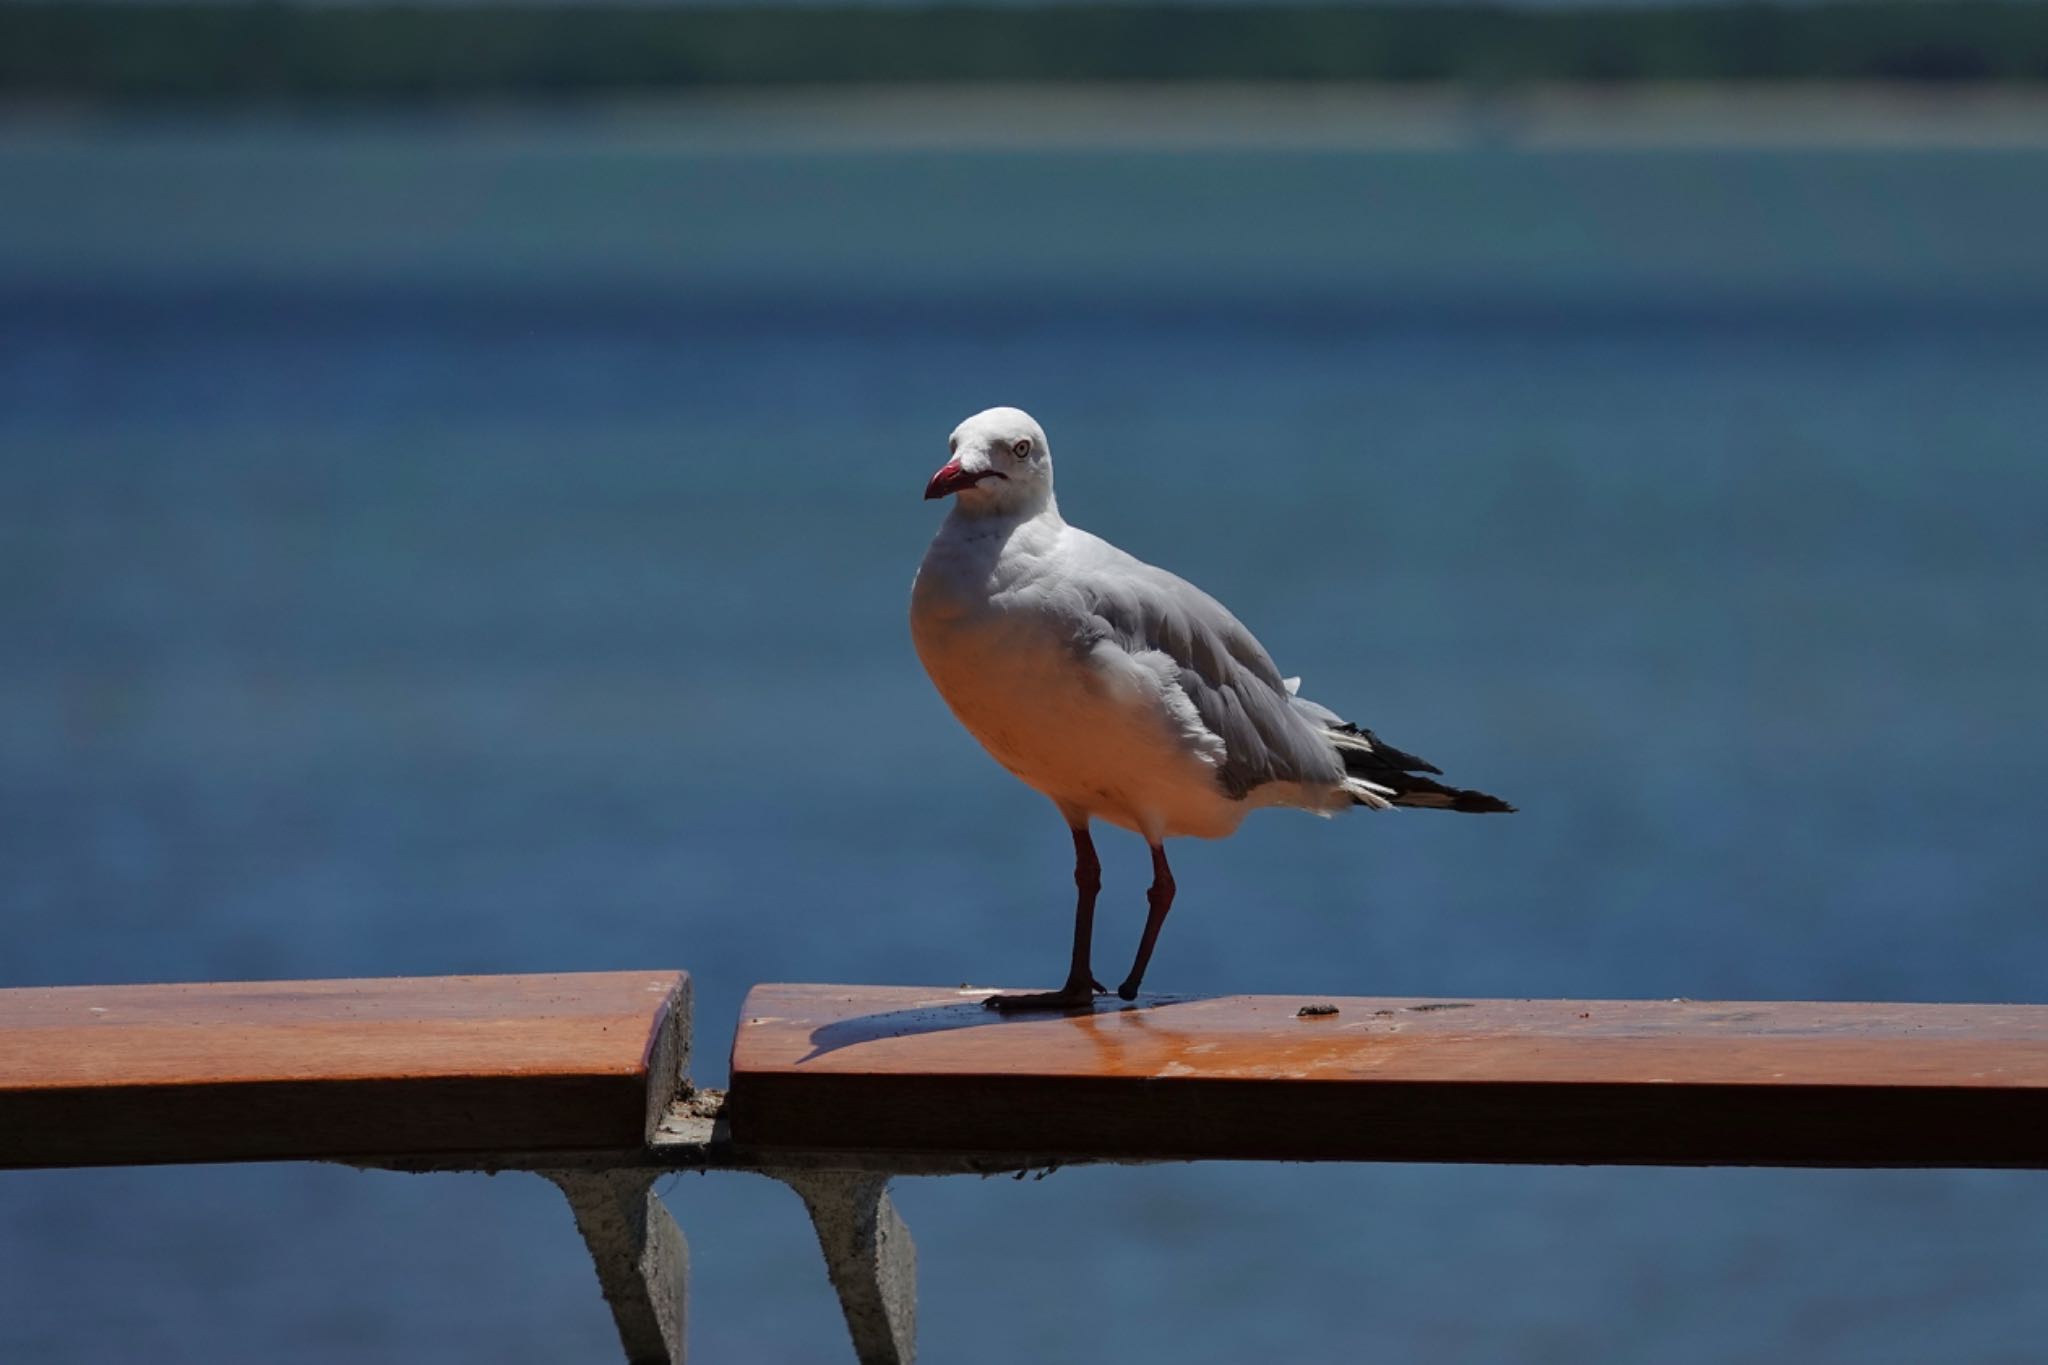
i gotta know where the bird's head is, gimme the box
[925,407,1053,516]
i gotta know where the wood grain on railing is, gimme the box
[727,985,2048,1168]
[0,972,689,1169]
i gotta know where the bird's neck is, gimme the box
[918,497,1062,617]
[945,488,1059,530]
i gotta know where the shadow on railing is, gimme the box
[6,970,2048,1365]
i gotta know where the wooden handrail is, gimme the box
[0,971,689,1169]
[9,971,2048,1365]
[727,984,2048,1168]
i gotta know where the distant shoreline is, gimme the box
[8,84,2048,151]
[4,3,2047,105]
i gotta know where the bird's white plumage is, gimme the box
[910,407,1383,842]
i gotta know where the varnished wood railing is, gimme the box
[6,972,2048,1364]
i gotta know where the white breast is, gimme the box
[910,522,1249,841]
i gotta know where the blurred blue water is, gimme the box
[3,119,2047,1363]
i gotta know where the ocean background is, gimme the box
[3,102,2048,1362]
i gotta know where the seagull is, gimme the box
[910,407,1512,1012]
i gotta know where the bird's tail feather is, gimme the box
[1342,777,1396,811]
[1328,722,1515,814]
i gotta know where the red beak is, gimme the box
[924,460,1000,500]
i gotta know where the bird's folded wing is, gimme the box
[1058,531,1345,798]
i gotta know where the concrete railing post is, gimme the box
[778,1171,918,1365]
[549,1169,689,1365]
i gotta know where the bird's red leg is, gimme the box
[1115,842,1176,1001]
[985,826,1103,1012]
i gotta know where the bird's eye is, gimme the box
[1011,438,1032,459]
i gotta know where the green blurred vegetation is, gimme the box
[4,3,2047,100]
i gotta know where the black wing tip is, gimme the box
[1335,723,1443,775]
[1331,722,1508,811]
[1361,794,1517,814]
[1363,776,1515,813]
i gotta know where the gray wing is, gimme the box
[1055,529,1345,799]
